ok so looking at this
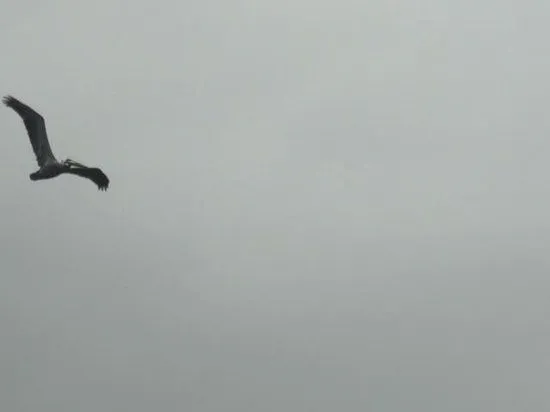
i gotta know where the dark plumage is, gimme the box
[65,165,110,191]
[3,95,109,190]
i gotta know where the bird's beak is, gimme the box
[66,159,86,168]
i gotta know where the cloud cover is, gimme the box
[1,0,549,410]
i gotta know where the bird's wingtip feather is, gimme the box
[2,95,20,107]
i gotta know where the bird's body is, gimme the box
[2,95,109,190]
[30,163,66,180]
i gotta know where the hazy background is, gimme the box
[1,0,549,410]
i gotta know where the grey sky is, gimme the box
[1,0,549,410]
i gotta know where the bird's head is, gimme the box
[64,158,84,168]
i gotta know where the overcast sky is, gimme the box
[1,0,550,410]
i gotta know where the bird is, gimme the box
[2,95,109,191]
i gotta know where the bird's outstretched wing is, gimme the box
[2,95,57,167]
[65,166,110,191]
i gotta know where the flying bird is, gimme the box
[2,95,109,190]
